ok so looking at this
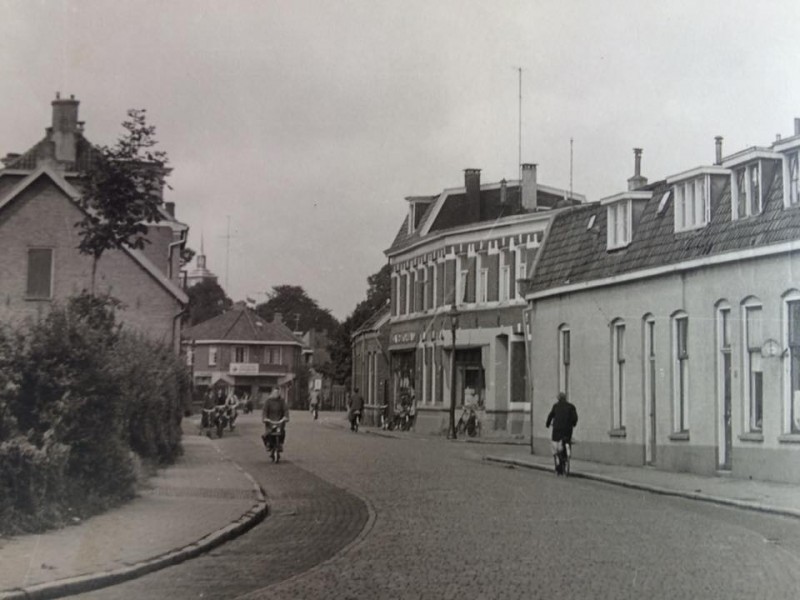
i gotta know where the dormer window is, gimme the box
[600,190,650,251]
[606,200,631,249]
[785,150,799,207]
[673,176,710,232]
[732,164,761,219]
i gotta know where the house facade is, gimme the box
[351,305,391,426]
[386,165,584,437]
[526,134,800,484]
[0,95,188,350]
[183,305,304,406]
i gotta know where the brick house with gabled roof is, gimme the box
[0,95,189,350]
[386,165,584,438]
[526,132,800,484]
[183,304,305,406]
[351,304,391,425]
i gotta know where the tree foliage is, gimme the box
[325,263,391,385]
[255,285,339,335]
[185,279,232,326]
[76,109,169,289]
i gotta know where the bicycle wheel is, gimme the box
[562,451,570,477]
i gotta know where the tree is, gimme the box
[185,279,232,326]
[255,285,339,335]
[325,263,391,385]
[76,109,170,292]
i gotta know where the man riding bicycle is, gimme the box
[545,392,578,475]
[262,388,289,450]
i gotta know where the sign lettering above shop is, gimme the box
[392,332,417,344]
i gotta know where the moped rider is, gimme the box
[348,387,365,431]
[262,388,289,450]
[545,392,578,474]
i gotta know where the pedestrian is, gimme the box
[349,386,365,431]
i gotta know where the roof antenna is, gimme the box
[569,137,574,201]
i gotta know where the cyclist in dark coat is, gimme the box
[546,392,578,467]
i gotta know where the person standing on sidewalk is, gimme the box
[546,392,578,474]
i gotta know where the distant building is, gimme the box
[0,94,188,350]
[385,165,583,437]
[351,305,391,425]
[183,304,304,405]
[183,234,218,288]
[527,134,800,484]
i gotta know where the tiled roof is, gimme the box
[183,306,302,344]
[352,305,391,337]
[4,135,100,172]
[530,165,800,295]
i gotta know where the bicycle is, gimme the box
[554,439,571,476]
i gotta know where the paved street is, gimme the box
[78,412,800,599]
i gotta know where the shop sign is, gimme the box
[392,331,417,344]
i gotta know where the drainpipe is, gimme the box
[522,304,535,454]
[172,306,188,355]
[167,229,188,281]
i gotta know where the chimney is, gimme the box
[165,202,175,217]
[715,136,723,165]
[795,118,800,137]
[626,148,648,191]
[464,168,481,222]
[50,93,80,165]
[274,312,284,326]
[500,179,507,204]
[521,163,538,211]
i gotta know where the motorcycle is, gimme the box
[350,409,362,432]
[262,417,287,462]
[214,405,229,438]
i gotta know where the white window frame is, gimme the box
[606,200,631,250]
[784,151,800,208]
[783,291,800,434]
[742,299,764,433]
[611,320,626,430]
[418,266,427,312]
[672,313,690,433]
[732,163,762,219]
[234,346,248,363]
[209,346,218,367]
[516,249,527,300]
[558,325,571,398]
[499,265,510,302]
[479,267,488,304]
[673,176,710,232]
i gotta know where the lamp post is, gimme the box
[447,304,460,440]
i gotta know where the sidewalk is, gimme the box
[339,417,800,520]
[0,428,267,600]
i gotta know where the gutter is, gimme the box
[167,229,188,280]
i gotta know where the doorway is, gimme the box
[644,317,656,465]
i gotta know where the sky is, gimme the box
[1,0,799,319]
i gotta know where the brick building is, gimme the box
[527,133,800,484]
[351,305,391,425]
[183,305,305,406]
[0,95,188,350]
[385,165,583,437]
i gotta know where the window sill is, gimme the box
[778,433,800,444]
[608,428,627,438]
[24,296,52,301]
[669,431,690,441]
[738,432,764,443]
[674,222,709,234]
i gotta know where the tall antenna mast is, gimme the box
[518,67,522,183]
[223,215,231,290]
[570,137,574,200]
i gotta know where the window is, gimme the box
[558,326,571,398]
[786,295,800,433]
[265,347,283,364]
[516,251,527,299]
[234,346,247,363]
[606,201,631,249]
[786,151,800,208]
[743,301,763,432]
[499,265,510,302]
[209,346,218,367]
[26,248,53,299]
[673,314,689,432]
[459,266,469,306]
[733,163,762,219]
[612,321,626,429]
[673,176,710,231]
[479,268,488,303]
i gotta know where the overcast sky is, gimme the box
[2,0,799,318]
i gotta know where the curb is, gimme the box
[0,459,268,600]
[484,456,800,521]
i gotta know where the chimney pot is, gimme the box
[795,118,800,136]
[165,202,175,217]
[464,168,481,222]
[627,148,648,191]
[521,163,538,211]
[715,136,723,166]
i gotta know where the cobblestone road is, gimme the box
[80,413,800,599]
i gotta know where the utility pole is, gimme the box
[518,67,522,183]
